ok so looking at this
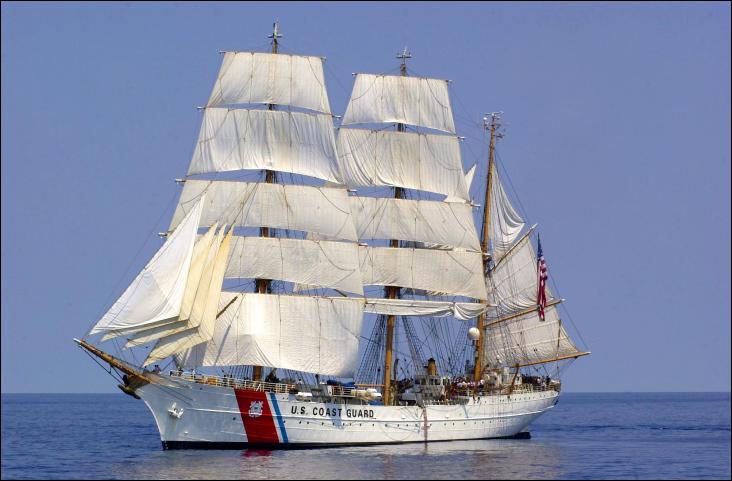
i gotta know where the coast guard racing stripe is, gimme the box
[234,388,285,445]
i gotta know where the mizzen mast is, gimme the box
[473,112,501,383]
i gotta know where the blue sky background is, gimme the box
[2,2,730,393]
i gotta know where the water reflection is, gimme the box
[121,440,563,480]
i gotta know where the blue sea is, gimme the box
[1,392,729,479]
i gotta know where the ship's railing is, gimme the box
[168,372,293,394]
[166,372,381,399]
[449,382,561,398]
[166,370,560,398]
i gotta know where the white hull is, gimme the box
[136,376,558,449]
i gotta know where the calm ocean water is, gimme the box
[1,392,729,480]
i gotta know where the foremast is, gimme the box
[86,22,367,380]
[252,20,283,382]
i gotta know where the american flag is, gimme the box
[537,235,548,321]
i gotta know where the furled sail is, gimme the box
[359,246,487,300]
[363,298,486,320]
[337,128,469,200]
[490,170,525,262]
[341,74,455,133]
[188,108,342,184]
[483,304,580,367]
[349,196,480,251]
[89,197,205,335]
[174,293,365,377]
[207,52,331,114]
[224,236,363,295]
[169,180,358,241]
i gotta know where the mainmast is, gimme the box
[473,112,501,383]
[253,21,283,381]
[382,47,411,405]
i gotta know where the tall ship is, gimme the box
[77,23,589,449]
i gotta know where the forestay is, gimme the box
[359,246,487,300]
[350,196,480,251]
[169,180,358,241]
[341,74,455,134]
[207,52,331,114]
[224,236,363,295]
[487,229,551,317]
[483,304,579,367]
[89,198,205,335]
[337,128,469,201]
[188,108,342,184]
[175,293,365,377]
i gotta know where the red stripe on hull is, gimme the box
[234,388,280,444]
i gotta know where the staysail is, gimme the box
[89,197,205,336]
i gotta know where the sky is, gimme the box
[1,1,730,393]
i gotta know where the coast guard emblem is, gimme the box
[248,400,264,418]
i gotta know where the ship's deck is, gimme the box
[163,371,560,404]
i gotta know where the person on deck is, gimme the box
[265,369,280,384]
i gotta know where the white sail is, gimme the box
[121,225,221,347]
[363,298,486,320]
[445,163,477,203]
[225,236,363,295]
[188,108,342,184]
[123,225,224,348]
[483,304,580,367]
[89,198,205,335]
[175,293,365,377]
[359,246,487,300]
[341,74,455,133]
[180,224,219,320]
[490,171,525,262]
[487,229,551,316]
[186,225,226,328]
[169,180,358,241]
[350,196,480,251]
[207,52,331,114]
[337,128,469,200]
[143,227,234,365]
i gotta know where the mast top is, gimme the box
[396,46,411,76]
[268,21,283,53]
[483,111,503,130]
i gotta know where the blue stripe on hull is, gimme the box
[268,392,289,444]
